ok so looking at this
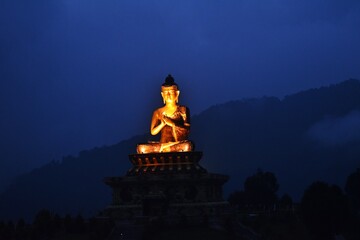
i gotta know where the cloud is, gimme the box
[307,111,360,145]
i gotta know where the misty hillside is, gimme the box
[192,79,360,199]
[1,79,360,221]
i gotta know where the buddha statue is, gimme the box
[137,75,194,154]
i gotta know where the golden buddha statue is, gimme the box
[137,75,194,154]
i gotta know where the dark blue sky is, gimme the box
[1,0,360,188]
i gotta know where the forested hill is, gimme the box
[191,79,360,198]
[1,79,360,221]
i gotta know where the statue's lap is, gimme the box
[136,141,193,154]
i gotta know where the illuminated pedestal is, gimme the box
[103,152,230,224]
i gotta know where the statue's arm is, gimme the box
[183,107,191,128]
[171,107,191,141]
[163,107,190,128]
[150,110,165,135]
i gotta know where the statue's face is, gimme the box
[161,86,179,105]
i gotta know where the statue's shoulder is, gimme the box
[153,107,164,116]
[178,105,189,113]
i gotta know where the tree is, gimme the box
[345,168,360,215]
[74,214,85,233]
[243,169,279,207]
[15,218,27,239]
[33,209,58,238]
[279,193,293,209]
[64,214,73,232]
[301,181,349,239]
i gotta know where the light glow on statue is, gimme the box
[137,75,193,154]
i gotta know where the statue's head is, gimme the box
[161,74,180,105]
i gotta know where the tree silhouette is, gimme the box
[64,214,73,232]
[301,181,349,239]
[243,169,279,207]
[74,214,86,233]
[15,218,27,239]
[53,213,62,232]
[33,209,55,238]
[0,221,4,236]
[345,168,360,215]
[279,194,293,209]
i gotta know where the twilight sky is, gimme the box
[1,0,360,187]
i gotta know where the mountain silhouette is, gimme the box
[1,79,360,221]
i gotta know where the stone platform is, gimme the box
[127,151,206,175]
[103,151,231,224]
